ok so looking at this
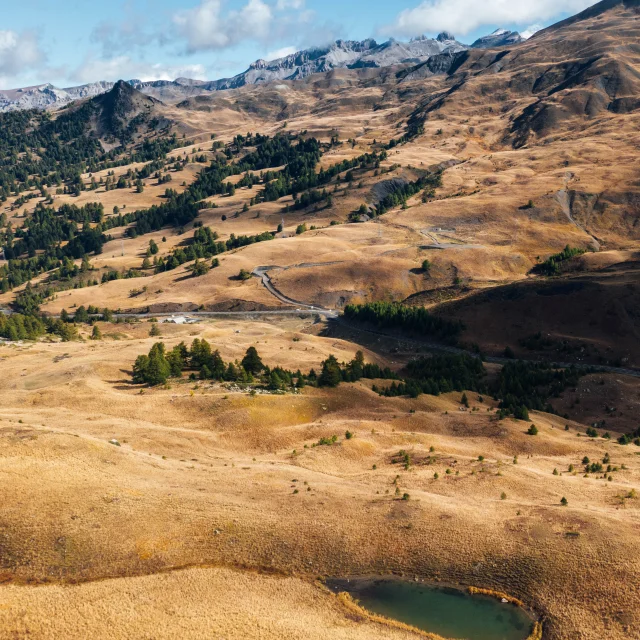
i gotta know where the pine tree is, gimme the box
[75,305,89,323]
[319,355,342,388]
[146,343,171,385]
[242,346,264,375]
[132,355,150,383]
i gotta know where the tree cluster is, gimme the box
[317,351,397,388]
[533,245,586,276]
[0,311,76,341]
[343,302,463,343]
[494,360,588,418]
[374,354,485,398]
[132,341,308,389]
[154,226,274,273]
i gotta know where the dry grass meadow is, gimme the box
[0,317,639,639]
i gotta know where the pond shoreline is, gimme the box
[322,575,541,640]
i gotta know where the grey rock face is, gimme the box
[471,29,524,49]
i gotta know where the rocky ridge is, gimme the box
[0,29,522,112]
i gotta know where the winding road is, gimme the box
[251,263,340,318]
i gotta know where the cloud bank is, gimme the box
[173,0,301,53]
[71,57,206,84]
[384,0,596,37]
[0,30,45,85]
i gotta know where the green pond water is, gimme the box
[326,579,533,640]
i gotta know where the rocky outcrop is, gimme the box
[205,36,468,90]
[471,29,523,49]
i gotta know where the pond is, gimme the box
[326,578,534,640]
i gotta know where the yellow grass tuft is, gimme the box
[467,586,524,607]
[335,591,450,640]
[526,621,544,640]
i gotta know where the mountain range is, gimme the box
[0,29,523,113]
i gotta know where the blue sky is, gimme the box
[0,0,598,89]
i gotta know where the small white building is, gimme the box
[163,315,200,325]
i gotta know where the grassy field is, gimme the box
[0,317,638,639]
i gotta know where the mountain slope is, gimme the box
[532,0,640,36]
[402,0,640,145]
[91,80,164,142]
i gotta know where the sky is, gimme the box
[0,0,599,89]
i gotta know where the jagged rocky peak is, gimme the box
[91,79,164,142]
[250,59,269,70]
[471,28,524,49]
[334,38,378,51]
[96,80,158,123]
[110,79,137,103]
[437,31,456,42]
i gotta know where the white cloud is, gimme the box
[238,0,273,39]
[173,0,275,52]
[521,24,544,39]
[0,30,45,83]
[276,0,305,8]
[172,0,311,53]
[265,46,298,61]
[383,0,596,37]
[71,56,207,84]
